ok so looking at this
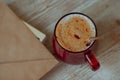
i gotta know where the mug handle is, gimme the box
[85,50,100,71]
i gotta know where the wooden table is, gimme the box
[2,0,120,80]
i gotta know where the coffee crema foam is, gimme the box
[56,14,96,52]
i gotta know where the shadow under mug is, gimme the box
[52,12,100,71]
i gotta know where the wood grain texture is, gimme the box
[1,0,120,80]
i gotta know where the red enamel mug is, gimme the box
[52,12,100,71]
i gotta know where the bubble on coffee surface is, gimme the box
[56,14,96,52]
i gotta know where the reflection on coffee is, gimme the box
[55,14,96,52]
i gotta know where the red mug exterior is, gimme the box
[52,12,100,71]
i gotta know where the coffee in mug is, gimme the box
[53,13,100,71]
[55,14,96,52]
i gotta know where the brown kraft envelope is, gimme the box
[0,3,58,80]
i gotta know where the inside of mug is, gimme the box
[55,13,97,53]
